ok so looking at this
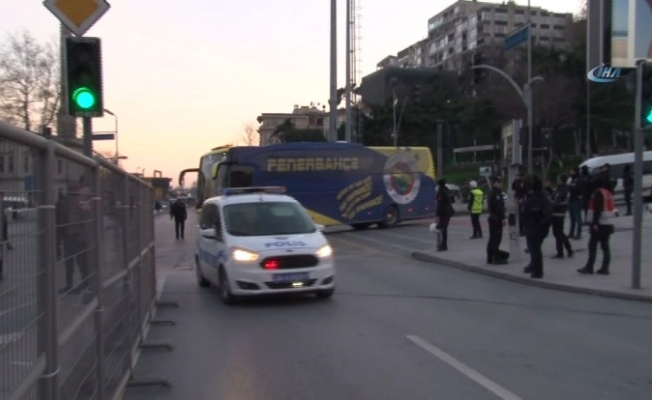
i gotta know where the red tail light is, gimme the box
[263,260,279,270]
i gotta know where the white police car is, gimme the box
[195,186,335,305]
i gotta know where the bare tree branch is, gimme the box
[240,123,260,146]
[0,31,60,132]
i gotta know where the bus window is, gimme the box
[230,165,254,187]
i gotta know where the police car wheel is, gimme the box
[218,268,237,305]
[195,257,210,287]
[315,288,335,299]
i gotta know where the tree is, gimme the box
[271,118,326,143]
[240,123,259,146]
[0,31,59,132]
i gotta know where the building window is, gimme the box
[8,155,14,173]
[23,151,30,173]
[0,155,4,173]
[494,12,508,21]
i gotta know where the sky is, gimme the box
[0,0,580,186]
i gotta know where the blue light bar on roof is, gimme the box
[222,187,286,196]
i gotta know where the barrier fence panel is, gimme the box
[0,121,156,400]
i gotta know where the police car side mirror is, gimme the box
[201,228,216,239]
[315,224,325,232]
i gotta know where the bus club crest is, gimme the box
[383,153,421,205]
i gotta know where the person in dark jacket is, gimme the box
[512,167,527,236]
[522,175,552,279]
[486,176,507,265]
[567,166,585,239]
[435,179,453,251]
[581,165,593,222]
[551,174,573,258]
[622,165,633,216]
[170,199,188,240]
[578,174,616,275]
[543,178,554,198]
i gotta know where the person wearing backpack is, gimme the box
[521,175,552,279]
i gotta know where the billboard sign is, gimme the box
[611,0,652,68]
[587,64,623,82]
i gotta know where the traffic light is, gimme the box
[640,62,652,129]
[472,53,488,85]
[65,37,103,117]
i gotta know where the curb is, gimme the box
[411,251,652,304]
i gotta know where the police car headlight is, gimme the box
[231,248,260,262]
[316,245,333,258]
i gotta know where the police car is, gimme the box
[195,186,336,305]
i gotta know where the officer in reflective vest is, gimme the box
[467,181,483,239]
[578,174,615,275]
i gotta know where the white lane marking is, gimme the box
[407,335,523,400]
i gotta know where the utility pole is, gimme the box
[526,0,533,173]
[345,0,352,142]
[329,0,338,142]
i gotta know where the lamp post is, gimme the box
[103,109,119,163]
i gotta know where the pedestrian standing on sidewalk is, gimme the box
[581,165,593,222]
[170,199,188,240]
[512,167,526,236]
[435,179,453,252]
[551,173,573,259]
[486,176,508,265]
[567,166,585,239]
[467,181,483,239]
[522,175,552,279]
[578,173,615,275]
[622,165,633,216]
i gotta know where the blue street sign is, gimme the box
[505,26,529,51]
[92,133,115,140]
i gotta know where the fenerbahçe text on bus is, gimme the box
[180,142,437,229]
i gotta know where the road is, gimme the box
[125,215,652,400]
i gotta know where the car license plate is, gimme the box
[273,273,309,282]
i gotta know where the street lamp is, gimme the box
[391,78,398,147]
[103,108,119,163]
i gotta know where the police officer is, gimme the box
[467,181,483,239]
[486,176,507,265]
[578,173,615,275]
[551,174,573,258]
[567,166,585,239]
[512,167,526,236]
[170,199,188,240]
[435,179,454,251]
[522,175,552,279]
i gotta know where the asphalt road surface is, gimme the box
[125,217,652,400]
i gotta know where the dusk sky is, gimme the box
[1,0,579,185]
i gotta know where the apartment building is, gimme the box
[379,0,573,73]
[376,56,398,70]
[257,104,346,145]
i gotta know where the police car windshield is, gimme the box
[223,201,317,236]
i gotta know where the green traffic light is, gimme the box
[72,87,96,109]
[647,110,652,124]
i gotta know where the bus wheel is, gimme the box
[378,206,399,228]
[350,223,372,230]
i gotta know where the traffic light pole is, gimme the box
[632,61,645,289]
[83,117,93,157]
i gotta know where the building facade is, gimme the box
[378,0,573,73]
[257,104,346,145]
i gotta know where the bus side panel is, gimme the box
[232,144,437,226]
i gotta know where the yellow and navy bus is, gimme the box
[179,144,232,216]
[181,142,436,229]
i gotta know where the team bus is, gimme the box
[180,142,437,229]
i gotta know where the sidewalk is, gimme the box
[412,213,652,303]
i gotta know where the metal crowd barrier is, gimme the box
[0,120,158,400]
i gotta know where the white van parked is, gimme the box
[579,151,652,204]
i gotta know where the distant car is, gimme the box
[195,186,336,305]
